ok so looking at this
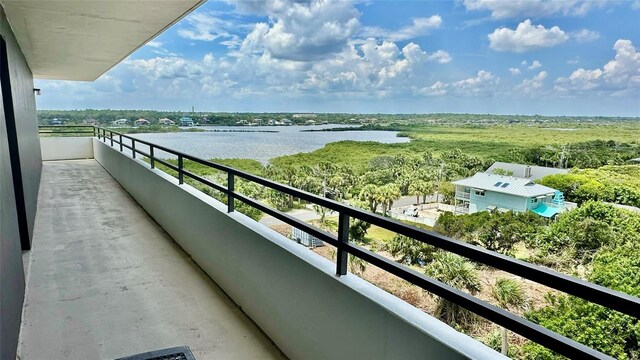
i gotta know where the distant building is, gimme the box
[452,172,566,218]
[112,118,128,125]
[134,118,150,126]
[305,119,316,125]
[282,118,292,125]
[158,118,175,125]
[485,162,568,181]
[83,118,97,125]
[291,228,324,248]
[179,117,194,127]
[49,118,62,125]
[292,113,317,118]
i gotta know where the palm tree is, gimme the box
[491,278,526,355]
[425,253,482,329]
[358,184,380,213]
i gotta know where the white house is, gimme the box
[452,172,566,218]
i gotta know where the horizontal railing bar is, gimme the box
[181,169,227,194]
[345,243,612,360]
[92,127,640,319]
[38,130,94,133]
[135,150,150,159]
[38,125,94,128]
[232,192,340,247]
[152,158,180,173]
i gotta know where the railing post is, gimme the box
[227,172,234,213]
[119,134,123,152]
[93,126,96,137]
[102,129,106,142]
[132,139,136,159]
[178,155,183,184]
[150,146,155,169]
[336,212,349,276]
[110,131,113,146]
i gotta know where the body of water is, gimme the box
[130,125,409,163]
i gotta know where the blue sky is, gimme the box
[36,0,640,116]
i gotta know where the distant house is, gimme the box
[282,118,293,125]
[179,117,194,127]
[112,118,128,125]
[158,118,175,125]
[305,119,316,125]
[452,172,566,218]
[134,118,150,126]
[485,162,568,181]
[83,118,97,125]
[49,118,62,125]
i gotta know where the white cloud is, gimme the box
[567,57,580,65]
[528,60,542,70]
[424,49,452,64]
[555,39,640,95]
[361,15,443,42]
[463,0,605,19]
[488,19,569,52]
[177,11,249,47]
[571,29,601,43]
[516,70,547,95]
[237,0,360,61]
[416,81,449,96]
[509,67,521,75]
[452,70,498,95]
[632,1,640,10]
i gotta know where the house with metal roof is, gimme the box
[485,162,568,181]
[452,172,566,217]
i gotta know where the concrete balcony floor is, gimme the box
[18,160,286,360]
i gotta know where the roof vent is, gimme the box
[524,166,532,178]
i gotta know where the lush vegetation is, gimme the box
[538,165,640,207]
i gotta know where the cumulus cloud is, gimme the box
[528,60,542,70]
[555,39,640,95]
[516,70,547,95]
[361,16,442,42]
[414,70,498,97]
[509,67,521,75]
[416,81,449,96]
[571,29,601,43]
[237,0,360,61]
[451,70,498,95]
[463,0,604,19]
[488,19,569,52]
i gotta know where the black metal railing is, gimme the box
[85,126,637,359]
[38,125,95,136]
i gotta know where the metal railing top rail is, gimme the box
[38,125,95,135]
[89,125,637,360]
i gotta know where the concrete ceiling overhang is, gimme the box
[0,0,204,81]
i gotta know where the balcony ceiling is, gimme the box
[1,0,203,81]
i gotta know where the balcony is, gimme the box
[20,159,284,359]
[22,127,638,360]
[455,191,471,200]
